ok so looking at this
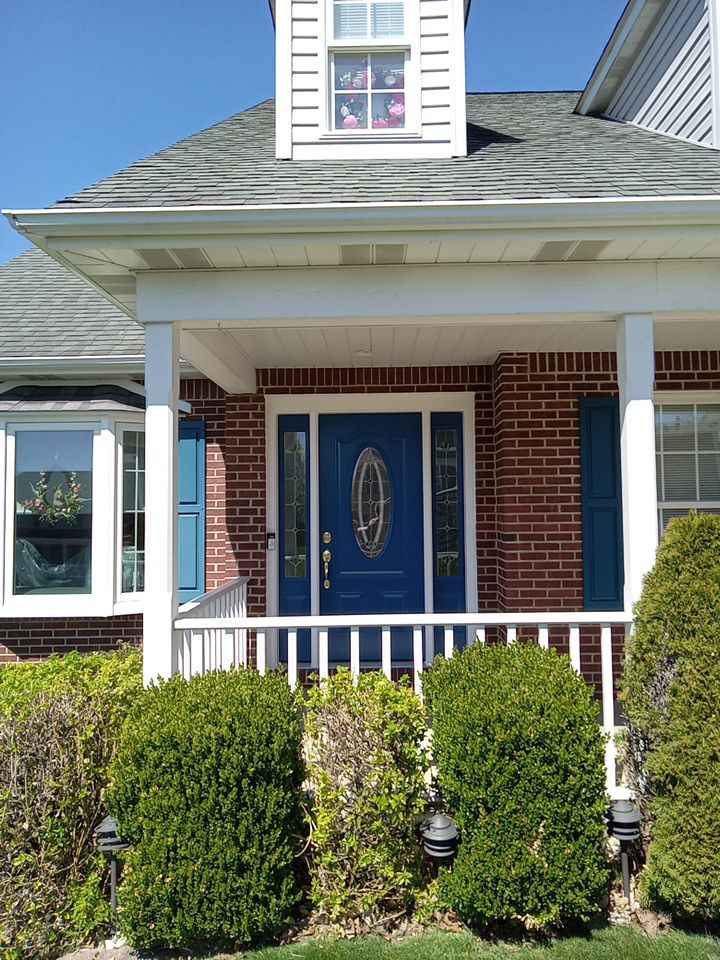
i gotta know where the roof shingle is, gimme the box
[54,93,720,209]
[0,249,143,360]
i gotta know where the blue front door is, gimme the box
[319,413,424,662]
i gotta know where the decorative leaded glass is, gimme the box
[352,446,392,558]
[434,428,460,577]
[283,433,307,578]
[121,431,145,593]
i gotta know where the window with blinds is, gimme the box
[656,403,720,532]
[333,0,404,40]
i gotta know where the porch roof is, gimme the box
[48,93,720,209]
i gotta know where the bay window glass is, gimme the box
[121,431,145,593]
[656,403,720,531]
[14,430,93,595]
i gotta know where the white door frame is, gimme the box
[265,391,478,662]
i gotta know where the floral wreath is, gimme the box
[23,471,85,525]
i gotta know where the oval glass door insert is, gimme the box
[351,447,392,558]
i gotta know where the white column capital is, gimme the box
[616,314,658,612]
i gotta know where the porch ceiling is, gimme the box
[175,317,720,393]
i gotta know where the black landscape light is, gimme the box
[94,815,129,912]
[420,812,459,864]
[607,799,642,903]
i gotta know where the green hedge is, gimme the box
[108,668,304,951]
[424,643,608,932]
[622,513,720,920]
[0,648,143,960]
[305,670,427,923]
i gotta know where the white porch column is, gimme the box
[616,314,659,612]
[143,321,180,685]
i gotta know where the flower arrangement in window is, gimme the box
[334,53,406,130]
[23,471,85,524]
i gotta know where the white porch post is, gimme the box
[143,321,180,685]
[616,314,659,612]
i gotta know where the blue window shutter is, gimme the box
[580,398,624,611]
[178,420,206,603]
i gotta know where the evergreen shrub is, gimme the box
[424,642,608,932]
[622,513,720,920]
[0,648,142,960]
[108,668,304,951]
[305,670,427,923]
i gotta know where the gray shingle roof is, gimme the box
[54,92,720,209]
[0,249,144,360]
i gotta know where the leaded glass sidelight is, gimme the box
[283,432,308,578]
[434,428,460,577]
[352,446,392,558]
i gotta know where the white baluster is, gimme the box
[319,629,329,680]
[538,624,549,650]
[382,627,392,679]
[601,624,617,795]
[569,624,581,673]
[190,629,203,677]
[222,629,234,671]
[506,624,517,645]
[474,625,486,645]
[413,626,424,698]
[350,628,361,681]
[444,626,454,659]
[257,631,267,676]
[288,629,298,689]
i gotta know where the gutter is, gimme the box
[7,195,720,244]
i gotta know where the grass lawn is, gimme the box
[238,928,720,960]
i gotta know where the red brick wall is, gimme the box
[0,616,142,664]
[3,351,720,670]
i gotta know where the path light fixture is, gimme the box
[607,799,642,903]
[420,812,459,864]
[94,815,129,912]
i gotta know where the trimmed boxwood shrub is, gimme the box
[304,670,427,923]
[424,643,608,932]
[622,513,720,920]
[0,648,143,960]
[108,668,304,951]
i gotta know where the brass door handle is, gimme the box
[322,549,332,590]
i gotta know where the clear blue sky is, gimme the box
[0,0,627,264]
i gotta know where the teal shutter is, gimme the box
[580,398,624,611]
[178,420,206,602]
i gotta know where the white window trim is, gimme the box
[322,0,421,139]
[265,392,478,667]
[115,422,146,611]
[0,412,146,618]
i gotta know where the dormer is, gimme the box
[272,0,469,159]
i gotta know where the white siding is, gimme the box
[608,0,713,146]
[279,0,467,159]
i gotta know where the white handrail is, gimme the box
[177,576,251,616]
[174,610,630,630]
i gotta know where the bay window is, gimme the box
[329,0,414,134]
[656,402,720,532]
[1,413,145,615]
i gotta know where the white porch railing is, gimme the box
[174,577,250,675]
[173,600,632,798]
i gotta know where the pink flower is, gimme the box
[389,100,405,118]
[372,118,389,128]
[342,115,359,128]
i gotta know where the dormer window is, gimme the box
[329,0,414,134]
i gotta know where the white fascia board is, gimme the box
[578,0,666,116]
[0,356,199,380]
[7,195,720,244]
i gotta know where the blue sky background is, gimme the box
[0,0,627,264]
